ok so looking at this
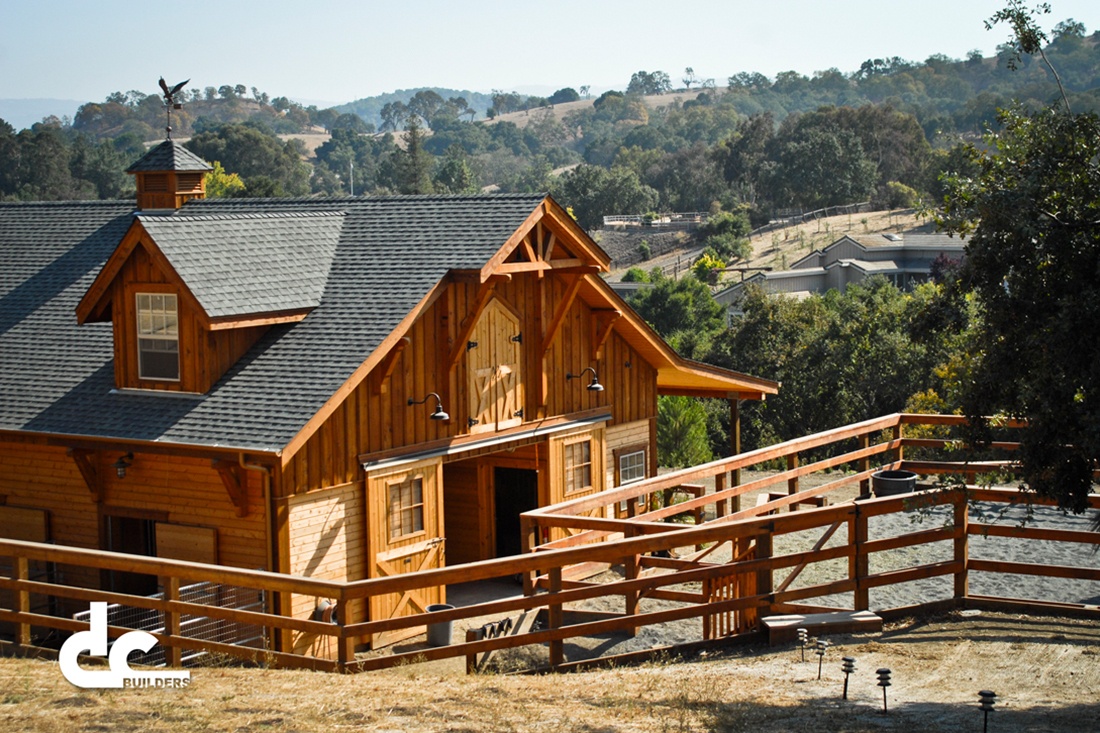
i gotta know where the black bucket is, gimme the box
[426,603,455,646]
[871,470,918,497]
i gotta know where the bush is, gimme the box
[622,267,651,283]
[637,239,652,261]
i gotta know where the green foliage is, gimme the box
[692,250,725,284]
[627,71,673,96]
[938,103,1100,513]
[204,160,245,198]
[548,88,581,105]
[621,267,651,283]
[636,240,652,261]
[657,396,713,467]
[626,271,725,344]
[186,124,309,197]
[549,164,657,229]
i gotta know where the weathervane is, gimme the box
[158,77,189,140]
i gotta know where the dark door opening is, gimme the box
[104,516,158,596]
[494,468,539,558]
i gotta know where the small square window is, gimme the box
[619,450,646,485]
[388,477,425,539]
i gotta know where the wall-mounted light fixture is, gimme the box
[113,452,134,479]
[407,393,450,421]
[566,367,604,392]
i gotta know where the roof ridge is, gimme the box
[141,210,346,223]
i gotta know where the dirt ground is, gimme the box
[1,611,1097,732]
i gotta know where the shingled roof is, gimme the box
[125,140,213,173]
[0,194,546,453]
[136,211,343,318]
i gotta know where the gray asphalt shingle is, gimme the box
[0,194,545,452]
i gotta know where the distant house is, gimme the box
[715,231,965,314]
[0,140,777,655]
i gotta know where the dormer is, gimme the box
[126,140,213,211]
[76,210,343,394]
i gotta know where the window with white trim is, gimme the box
[388,477,425,539]
[618,449,646,485]
[136,293,179,381]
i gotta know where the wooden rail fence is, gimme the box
[2,413,1098,674]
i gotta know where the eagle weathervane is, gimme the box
[158,77,189,140]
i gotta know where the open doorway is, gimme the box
[103,515,158,596]
[494,467,538,557]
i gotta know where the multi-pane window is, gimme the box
[619,449,646,484]
[136,293,179,381]
[564,439,593,495]
[388,477,425,539]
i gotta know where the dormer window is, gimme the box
[136,293,179,381]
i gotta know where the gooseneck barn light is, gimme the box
[407,393,450,421]
[566,366,604,392]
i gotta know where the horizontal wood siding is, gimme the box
[286,481,365,657]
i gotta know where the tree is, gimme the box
[657,396,713,467]
[392,115,434,194]
[938,105,1100,514]
[549,164,657,230]
[627,70,673,96]
[185,124,310,196]
[682,67,699,90]
[548,87,580,105]
[204,160,245,198]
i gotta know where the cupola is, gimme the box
[126,140,213,211]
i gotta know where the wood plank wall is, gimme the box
[282,272,657,496]
[109,245,269,393]
[285,481,365,656]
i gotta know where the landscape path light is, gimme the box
[979,690,997,733]
[797,627,808,661]
[841,656,856,700]
[815,639,829,680]
[876,668,892,712]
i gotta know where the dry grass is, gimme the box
[2,612,1098,732]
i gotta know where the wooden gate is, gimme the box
[367,459,445,648]
[702,538,757,639]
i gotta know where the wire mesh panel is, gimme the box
[72,580,266,667]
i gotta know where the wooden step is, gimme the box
[762,610,882,645]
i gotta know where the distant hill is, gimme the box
[336,87,494,127]
[0,99,83,131]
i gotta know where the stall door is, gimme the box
[467,299,524,434]
[367,460,445,647]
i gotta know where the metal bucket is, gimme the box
[426,603,455,647]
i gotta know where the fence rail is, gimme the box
[2,413,1098,674]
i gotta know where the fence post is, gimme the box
[520,514,537,596]
[714,472,727,519]
[15,556,30,647]
[755,528,773,618]
[954,487,969,604]
[465,628,481,674]
[892,422,904,464]
[787,453,800,509]
[623,528,639,637]
[730,398,742,513]
[859,433,871,498]
[548,566,564,667]
[162,575,182,668]
[853,505,869,611]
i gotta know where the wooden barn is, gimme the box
[0,141,777,654]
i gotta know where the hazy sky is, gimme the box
[3,0,1099,106]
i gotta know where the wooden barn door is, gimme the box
[467,299,524,435]
[367,459,445,648]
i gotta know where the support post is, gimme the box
[892,423,904,464]
[520,515,537,596]
[623,528,639,637]
[730,399,742,495]
[755,529,773,618]
[787,453,800,509]
[465,628,481,674]
[548,567,563,667]
[859,433,871,498]
[954,486,969,603]
[162,575,182,668]
[15,556,30,647]
[853,505,869,611]
[714,472,727,519]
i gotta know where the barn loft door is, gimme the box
[366,459,445,648]
[467,299,524,434]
